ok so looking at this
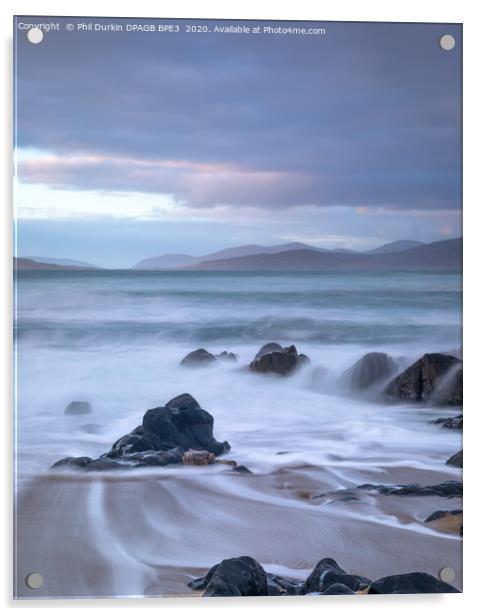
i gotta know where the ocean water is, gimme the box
[13,270,463,597]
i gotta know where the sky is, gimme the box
[14,18,462,267]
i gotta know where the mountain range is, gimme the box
[15,238,460,272]
[132,240,425,270]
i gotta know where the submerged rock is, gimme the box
[217,351,238,362]
[249,342,310,376]
[52,394,230,472]
[446,450,463,468]
[342,352,397,391]
[64,401,92,416]
[303,558,371,594]
[180,348,217,367]
[314,480,462,500]
[424,510,462,535]
[368,572,459,594]
[189,556,268,597]
[385,353,462,405]
[431,414,463,430]
[320,583,357,595]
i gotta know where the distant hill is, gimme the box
[365,240,425,254]
[191,238,461,272]
[132,241,326,269]
[25,256,98,268]
[14,257,96,271]
[133,253,198,269]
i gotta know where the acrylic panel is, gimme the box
[13,17,462,599]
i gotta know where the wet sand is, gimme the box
[15,463,462,598]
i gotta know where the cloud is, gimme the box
[15,19,461,211]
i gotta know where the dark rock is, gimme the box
[433,366,462,406]
[52,394,230,472]
[266,574,301,596]
[182,449,215,465]
[432,414,463,430]
[180,348,217,367]
[105,394,230,458]
[250,342,310,376]
[314,480,462,500]
[304,558,371,594]
[343,352,397,391]
[217,351,238,362]
[227,464,253,474]
[385,353,462,405]
[321,583,357,595]
[424,510,462,535]
[446,450,463,468]
[368,572,459,594]
[64,401,92,416]
[188,556,268,597]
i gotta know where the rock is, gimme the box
[52,394,230,472]
[249,343,310,376]
[64,401,92,416]
[314,480,462,500]
[303,558,371,594]
[227,464,253,474]
[217,351,238,362]
[431,414,463,430]
[266,574,301,596]
[385,353,462,405]
[433,367,463,406]
[321,583,357,595]
[368,572,459,594]
[182,449,215,465]
[424,510,462,535]
[180,348,217,367]
[446,450,463,468]
[106,394,230,458]
[188,556,268,597]
[342,352,397,391]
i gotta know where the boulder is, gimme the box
[180,348,217,367]
[385,353,462,405]
[368,572,459,594]
[431,414,462,430]
[64,401,92,416]
[188,556,268,597]
[250,343,310,376]
[266,574,301,596]
[433,367,463,406]
[342,352,397,391]
[106,394,230,458]
[424,510,462,535]
[303,558,371,594]
[446,450,463,468]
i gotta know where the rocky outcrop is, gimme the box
[368,572,459,594]
[342,352,397,391]
[313,480,462,500]
[431,414,463,430]
[384,353,462,405]
[188,556,459,596]
[189,556,268,597]
[64,401,92,416]
[52,394,230,472]
[249,343,309,376]
[217,351,238,362]
[424,510,462,535]
[446,450,463,468]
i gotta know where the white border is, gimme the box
[1,1,480,613]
